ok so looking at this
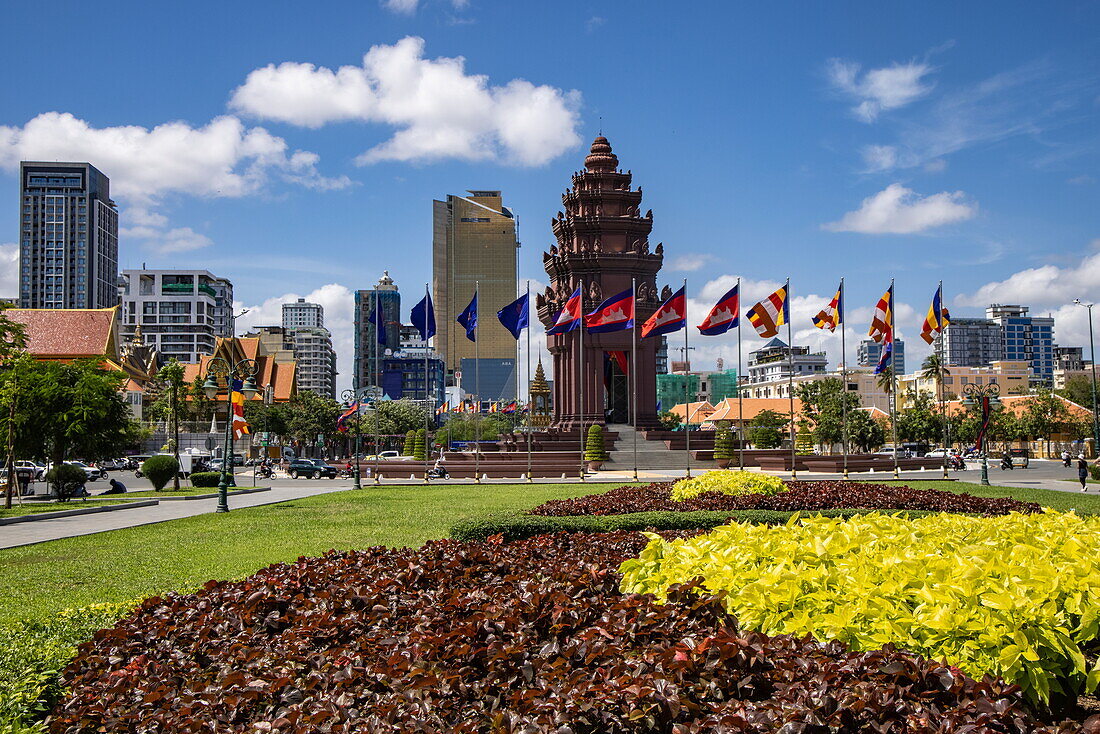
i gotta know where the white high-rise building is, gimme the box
[282,298,324,330]
[280,298,337,398]
[118,269,234,363]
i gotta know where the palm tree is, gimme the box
[876,366,894,395]
[921,354,951,393]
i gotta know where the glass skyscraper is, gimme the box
[986,304,1055,385]
[18,162,118,309]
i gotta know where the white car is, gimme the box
[44,461,106,481]
[924,449,958,458]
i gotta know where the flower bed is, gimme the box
[621,512,1100,708]
[530,480,1040,516]
[51,532,1080,732]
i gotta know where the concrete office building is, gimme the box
[118,269,234,363]
[987,304,1055,384]
[18,162,119,309]
[1054,345,1088,372]
[747,338,828,384]
[942,318,1002,367]
[857,338,906,375]
[354,271,402,391]
[282,298,324,330]
[432,190,519,400]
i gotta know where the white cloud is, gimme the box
[120,225,213,254]
[382,0,419,12]
[1068,174,1095,185]
[861,144,898,172]
[0,243,18,298]
[668,253,714,272]
[827,59,934,122]
[0,112,351,253]
[236,284,357,393]
[823,183,976,234]
[230,37,582,166]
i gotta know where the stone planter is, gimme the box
[587,460,604,471]
[715,458,731,469]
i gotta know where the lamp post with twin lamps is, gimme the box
[202,358,261,513]
[961,382,1001,487]
[340,388,363,490]
[1073,299,1100,459]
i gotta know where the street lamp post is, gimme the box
[1074,300,1100,459]
[961,383,1001,487]
[340,388,362,490]
[201,357,261,513]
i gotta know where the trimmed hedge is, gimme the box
[188,472,221,488]
[140,455,179,491]
[449,507,941,543]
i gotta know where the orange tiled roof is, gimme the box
[670,401,716,424]
[708,397,804,423]
[178,342,296,402]
[944,394,1092,419]
[6,307,118,359]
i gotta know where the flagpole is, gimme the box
[632,276,639,482]
[373,296,381,485]
[736,277,744,470]
[578,277,586,483]
[785,278,797,480]
[474,280,481,484]
[890,279,900,480]
[423,282,431,484]
[683,278,692,479]
[525,281,533,483]
[938,281,949,480]
[840,277,849,479]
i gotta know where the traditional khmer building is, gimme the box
[536,136,666,429]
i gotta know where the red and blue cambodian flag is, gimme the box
[641,286,687,338]
[547,286,584,335]
[697,284,739,336]
[584,288,635,333]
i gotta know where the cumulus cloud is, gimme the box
[380,0,467,13]
[861,144,899,172]
[668,253,715,272]
[236,284,357,393]
[119,225,213,254]
[822,183,976,234]
[230,37,582,166]
[0,112,350,254]
[827,59,934,122]
[0,243,18,299]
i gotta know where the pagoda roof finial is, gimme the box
[584,135,618,172]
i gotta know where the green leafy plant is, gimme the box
[402,430,416,457]
[188,472,220,488]
[620,511,1100,707]
[44,464,86,502]
[1090,465,1100,482]
[412,428,427,462]
[712,428,735,462]
[140,455,179,492]
[669,470,786,501]
[584,425,608,462]
[746,409,786,449]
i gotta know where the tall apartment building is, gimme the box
[18,162,119,309]
[747,338,829,383]
[856,338,906,374]
[353,271,402,391]
[282,298,324,329]
[432,191,519,400]
[1054,345,1087,372]
[118,269,234,363]
[942,318,1002,367]
[986,304,1055,384]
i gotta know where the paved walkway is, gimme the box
[0,460,1090,550]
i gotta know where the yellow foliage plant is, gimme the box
[620,511,1100,706]
[669,470,786,501]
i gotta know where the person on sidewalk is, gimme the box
[1077,454,1089,491]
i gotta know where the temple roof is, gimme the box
[584,135,619,173]
[6,307,119,359]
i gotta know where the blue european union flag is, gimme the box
[496,292,529,340]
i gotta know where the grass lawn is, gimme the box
[97,486,263,498]
[889,479,1100,513]
[0,499,142,519]
[0,482,612,621]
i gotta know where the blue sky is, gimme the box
[3,0,1099,388]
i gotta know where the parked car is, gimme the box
[287,459,337,479]
[98,458,129,471]
[362,450,402,461]
[13,460,46,479]
[924,449,959,458]
[45,461,105,481]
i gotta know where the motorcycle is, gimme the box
[426,466,450,480]
[949,455,966,471]
[255,465,273,480]
[1000,456,1014,471]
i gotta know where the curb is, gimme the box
[0,499,160,525]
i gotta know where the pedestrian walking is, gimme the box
[1077,454,1089,492]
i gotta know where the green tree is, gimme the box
[713,428,735,463]
[372,399,431,437]
[284,391,341,457]
[846,410,886,452]
[920,354,951,394]
[144,360,186,489]
[747,409,787,449]
[795,377,861,450]
[584,425,609,462]
[412,428,428,461]
[896,391,943,444]
[1019,390,1069,456]
[243,400,289,439]
[438,414,512,442]
[402,430,416,456]
[876,366,894,396]
[0,306,27,509]
[1057,375,1096,412]
[658,410,682,430]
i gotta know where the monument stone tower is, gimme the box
[536,136,666,430]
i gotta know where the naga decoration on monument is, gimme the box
[536,136,666,429]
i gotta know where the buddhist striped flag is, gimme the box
[811,282,843,332]
[746,284,789,338]
[868,285,894,345]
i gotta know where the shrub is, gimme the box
[45,463,86,501]
[1090,464,1100,481]
[188,472,220,488]
[401,430,416,456]
[670,469,786,501]
[0,600,136,731]
[620,511,1100,707]
[584,424,608,462]
[712,428,735,461]
[51,534,1072,731]
[412,428,427,461]
[529,480,1040,517]
[140,455,179,492]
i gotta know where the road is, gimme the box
[0,460,1090,550]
